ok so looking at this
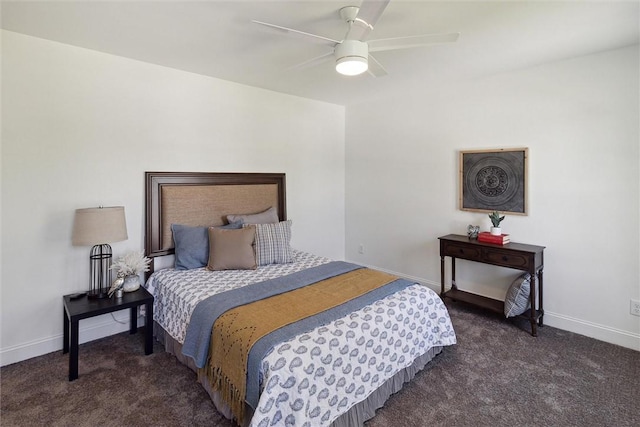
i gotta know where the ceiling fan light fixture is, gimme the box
[336,56,368,76]
[334,39,369,76]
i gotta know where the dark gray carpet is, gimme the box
[2,302,638,427]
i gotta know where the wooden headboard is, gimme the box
[145,172,286,267]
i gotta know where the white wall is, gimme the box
[346,45,640,350]
[0,31,346,365]
[2,31,638,368]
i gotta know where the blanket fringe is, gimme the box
[207,364,245,426]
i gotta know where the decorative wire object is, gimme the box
[89,244,113,299]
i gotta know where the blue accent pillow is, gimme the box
[172,221,243,270]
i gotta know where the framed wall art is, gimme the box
[459,147,528,215]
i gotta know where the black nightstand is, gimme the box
[62,287,154,381]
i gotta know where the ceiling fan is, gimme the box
[252,0,459,77]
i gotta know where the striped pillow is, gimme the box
[248,220,293,266]
[504,273,531,318]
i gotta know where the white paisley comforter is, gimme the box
[145,251,456,427]
[146,251,331,343]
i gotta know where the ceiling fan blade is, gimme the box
[286,51,334,72]
[345,0,391,41]
[369,32,460,52]
[252,20,339,47]
[367,54,388,77]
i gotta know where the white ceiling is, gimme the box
[2,0,639,106]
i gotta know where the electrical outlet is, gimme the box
[358,244,365,254]
[631,299,640,317]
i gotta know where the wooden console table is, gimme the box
[439,234,545,336]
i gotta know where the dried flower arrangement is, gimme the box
[110,251,151,277]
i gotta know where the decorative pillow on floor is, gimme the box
[504,272,531,318]
[248,220,293,266]
[207,226,257,271]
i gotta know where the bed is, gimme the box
[143,171,456,427]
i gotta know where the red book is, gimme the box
[478,232,510,241]
[477,232,510,244]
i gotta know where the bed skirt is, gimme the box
[154,322,442,427]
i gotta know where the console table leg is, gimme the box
[440,256,445,296]
[451,258,457,291]
[529,272,538,337]
[538,269,544,327]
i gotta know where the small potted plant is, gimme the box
[488,211,505,236]
[110,251,151,292]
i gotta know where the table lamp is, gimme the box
[72,206,128,299]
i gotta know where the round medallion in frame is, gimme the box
[460,148,527,214]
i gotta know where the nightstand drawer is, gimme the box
[441,242,482,261]
[482,249,532,270]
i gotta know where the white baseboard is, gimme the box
[4,264,638,366]
[543,312,640,351]
[348,260,640,352]
[0,312,145,367]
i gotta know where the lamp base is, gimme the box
[89,244,113,300]
[87,291,110,299]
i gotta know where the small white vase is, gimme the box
[490,227,501,236]
[123,275,141,292]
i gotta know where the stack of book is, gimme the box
[478,232,510,245]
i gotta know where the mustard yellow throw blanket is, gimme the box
[206,268,397,424]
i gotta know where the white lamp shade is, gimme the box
[72,206,128,246]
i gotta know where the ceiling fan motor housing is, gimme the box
[335,40,369,75]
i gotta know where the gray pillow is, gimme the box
[172,221,243,270]
[207,226,257,271]
[504,273,531,318]
[227,206,278,224]
[219,220,245,230]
